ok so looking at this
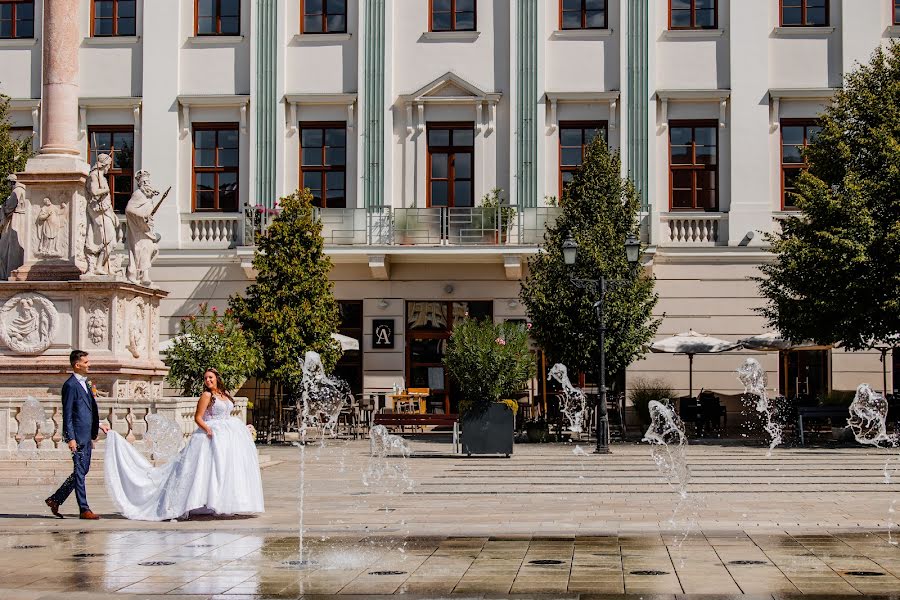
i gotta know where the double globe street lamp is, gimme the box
[562,233,641,454]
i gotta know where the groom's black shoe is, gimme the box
[45,498,63,519]
[79,510,100,520]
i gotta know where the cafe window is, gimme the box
[92,0,136,36]
[334,301,362,397]
[781,120,821,210]
[192,124,239,212]
[88,127,135,214]
[300,123,346,208]
[0,0,34,39]
[427,123,474,208]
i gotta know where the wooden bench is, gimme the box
[797,406,848,446]
[373,413,459,430]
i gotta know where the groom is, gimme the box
[45,350,109,519]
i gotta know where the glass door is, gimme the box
[780,349,829,403]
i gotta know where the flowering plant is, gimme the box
[444,318,536,416]
[164,303,262,397]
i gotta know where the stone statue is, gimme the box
[125,170,162,286]
[84,154,119,275]
[35,198,67,257]
[0,174,26,280]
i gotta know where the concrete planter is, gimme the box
[460,402,514,456]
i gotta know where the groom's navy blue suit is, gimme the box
[49,375,100,512]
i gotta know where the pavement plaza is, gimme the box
[2,442,900,598]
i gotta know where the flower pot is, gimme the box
[461,402,514,456]
[525,422,549,443]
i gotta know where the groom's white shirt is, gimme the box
[73,373,89,394]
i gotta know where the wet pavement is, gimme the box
[1,442,900,597]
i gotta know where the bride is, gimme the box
[104,368,265,521]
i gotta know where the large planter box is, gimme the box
[460,403,514,456]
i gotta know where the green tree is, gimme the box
[757,43,900,350]
[0,93,32,181]
[229,189,340,387]
[520,137,660,379]
[164,303,262,397]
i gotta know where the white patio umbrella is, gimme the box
[738,332,829,352]
[649,330,741,397]
[331,332,360,352]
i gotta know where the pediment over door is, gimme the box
[400,72,502,134]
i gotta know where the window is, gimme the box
[301,0,347,33]
[430,0,475,32]
[427,124,474,207]
[669,121,718,211]
[781,120,821,210]
[559,122,607,196]
[335,301,362,397]
[192,124,239,212]
[669,0,717,29]
[10,126,33,144]
[780,0,828,26]
[895,0,900,25]
[300,123,346,208]
[88,127,135,214]
[92,0,136,36]
[195,0,240,36]
[0,1,34,39]
[560,0,607,30]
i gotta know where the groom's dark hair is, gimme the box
[70,350,88,366]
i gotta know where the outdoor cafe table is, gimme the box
[388,393,427,414]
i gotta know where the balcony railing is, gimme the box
[182,213,243,248]
[660,212,727,246]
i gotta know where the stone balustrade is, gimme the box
[660,212,727,246]
[181,213,243,248]
[0,395,248,457]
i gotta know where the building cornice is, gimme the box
[544,91,621,132]
[283,94,358,134]
[176,95,250,137]
[655,89,731,129]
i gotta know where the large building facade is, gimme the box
[2,0,898,410]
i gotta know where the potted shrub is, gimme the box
[524,417,550,443]
[628,377,675,426]
[164,303,262,397]
[444,318,536,456]
[478,188,517,244]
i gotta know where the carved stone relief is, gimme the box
[126,297,147,359]
[33,197,69,258]
[85,296,110,347]
[0,293,59,355]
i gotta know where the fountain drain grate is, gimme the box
[630,570,669,576]
[71,553,105,558]
[12,545,45,549]
[139,561,175,566]
[281,560,317,569]
[728,560,769,566]
[528,559,565,565]
[368,571,407,576]
[845,571,885,577]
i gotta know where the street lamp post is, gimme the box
[562,233,641,454]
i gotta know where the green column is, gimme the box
[363,0,385,209]
[255,0,277,209]
[516,0,537,208]
[627,1,649,211]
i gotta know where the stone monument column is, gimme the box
[38,0,81,157]
[7,0,90,281]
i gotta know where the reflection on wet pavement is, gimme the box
[2,529,900,597]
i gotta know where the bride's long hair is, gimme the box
[203,368,233,405]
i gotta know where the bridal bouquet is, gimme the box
[246,423,257,441]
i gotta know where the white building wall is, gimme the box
[1,0,897,401]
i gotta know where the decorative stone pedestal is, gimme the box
[0,280,170,457]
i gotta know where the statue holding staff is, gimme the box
[125,170,167,286]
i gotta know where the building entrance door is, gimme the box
[406,300,492,414]
[779,349,829,402]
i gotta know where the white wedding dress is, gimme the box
[104,396,265,521]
